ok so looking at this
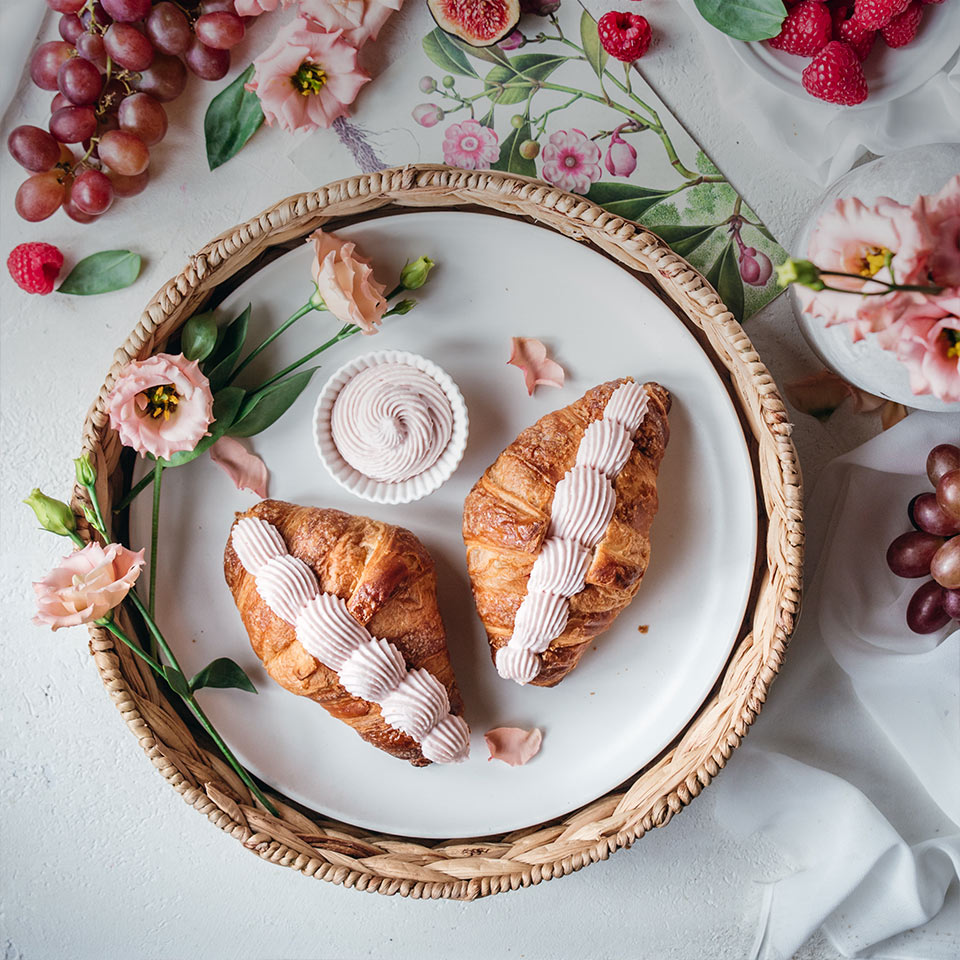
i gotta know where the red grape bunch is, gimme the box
[8,1,249,224]
[887,443,960,634]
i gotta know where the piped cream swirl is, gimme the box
[496,380,650,684]
[331,363,454,483]
[231,517,469,762]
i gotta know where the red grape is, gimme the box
[886,531,945,578]
[48,0,86,12]
[58,57,104,106]
[944,588,960,621]
[101,0,152,22]
[76,33,108,70]
[136,53,187,102]
[145,2,192,56]
[50,92,71,112]
[118,93,168,146]
[906,579,950,634]
[15,171,65,221]
[50,105,98,143]
[108,168,149,197]
[80,3,113,29]
[195,12,245,50]
[59,14,85,44]
[98,129,149,175]
[930,537,960,590]
[98,78,127,114]
[936,470,960,524]
[71,168,115,215]
[57,142,76,165]
[185,37,230,80]
[63,187,99,223]
[104,23,155,72]
[30,41,74,91]
[910,493,960,537]
[7,125,61,172]
[200,0,239,11]
[927,444,960,488]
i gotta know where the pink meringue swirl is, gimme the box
[331,362,454,483]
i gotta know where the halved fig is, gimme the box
[428,0,522,48]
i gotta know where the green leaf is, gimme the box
[204,64,265,171]
[653,223,720,258]
[158,386,245,467]
[226,367,317,438]
[450,36,511,67]
[478,104,496,129]
[705,241,745,322]
[181,310,218,362]
[580,9,608,81]
[190,657,257,694]
[692,0,786,42]
[586,182,678,220]
[422,28,479,77]
[163,664,191,698]
[204,304,250,393]
[484,54,566,105]
[491,120,537,178]
[58,250,141,296]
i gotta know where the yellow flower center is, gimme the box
[291,61,328,96]
[945,329,960,360]
[858,246,893,278]
[141,384,180,420]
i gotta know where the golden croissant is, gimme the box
[462,378,671,687]
[224,499,467,765]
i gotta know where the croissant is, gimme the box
[462,378,671,687]
[224,499,468,766]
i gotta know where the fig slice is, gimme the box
[428,0,522,48]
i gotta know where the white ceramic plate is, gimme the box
[729,2,960,109]
[130,211,757,839]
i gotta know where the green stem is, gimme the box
[229,300,317,385]
[252,324,359,393]
[83,484,108,536]
[148,461,162,620]
[100,618,163,673]
[113,469,155,513]
[816,269,943,294]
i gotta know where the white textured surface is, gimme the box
[0,3,890,958]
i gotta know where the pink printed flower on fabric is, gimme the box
[106,354,214,460]
[295,0,402,47]
[34,541,145,630]
[604,124,637,178]
[798,195,934,338]
[922,175,960,287]
[234,0,280,14]
[878,291,960,402]
[541,129,602,195]
[246,16,370,132]
[309,228,387,333]
[441,119,500,170]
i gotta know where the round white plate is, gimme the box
[729,2,960,109]
[130,210,757,839]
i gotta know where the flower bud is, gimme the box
[776,258,824,290]
[499,29,524,51]
[74,453,96,487]
[604,137,637,178]
[412,103,443,128]
[419,76,437,93]
[24,489,77,537]
[400,256,435,290]
[389,299,416,316]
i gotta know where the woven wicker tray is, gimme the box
[75,165,803,900]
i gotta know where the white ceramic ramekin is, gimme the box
[313,350,469,505]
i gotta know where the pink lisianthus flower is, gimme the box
[106,353,214,460]
[921,174,960,287]
[877,291,960,402]
[34,541,145,630]
[235,0,281,14]
[441,119,500,170]
[798,195,934,338]
[541,129,602,195]
[309,228,387,333]
[295,0,402,47]
[246,17,369,132]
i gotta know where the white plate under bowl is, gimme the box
[729,2,960,109]
[130,210,757,839]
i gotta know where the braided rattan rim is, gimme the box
[74,165,803,900]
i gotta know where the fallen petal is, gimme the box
[507,337,565,396]
[210,436,269,497]
[485,726,543,766]
[880,401,908,430]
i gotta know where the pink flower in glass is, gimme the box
[922,174,960,287]
[441,119,500,170]
[235,0,281,14]
[541,129,602,195]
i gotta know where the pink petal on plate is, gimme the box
[485,726,543,766]
[507,337,565,396]
[209,436,269,498]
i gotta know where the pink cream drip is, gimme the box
[496,382,650,685]
[231,517,469,762]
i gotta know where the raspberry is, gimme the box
[802,40,869,105]
[597,11,652,62]
[768,2,833,57]
[6,242,63,295]
[852,0,910,28]
[881,0,924,45]
[838,14,877,58]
